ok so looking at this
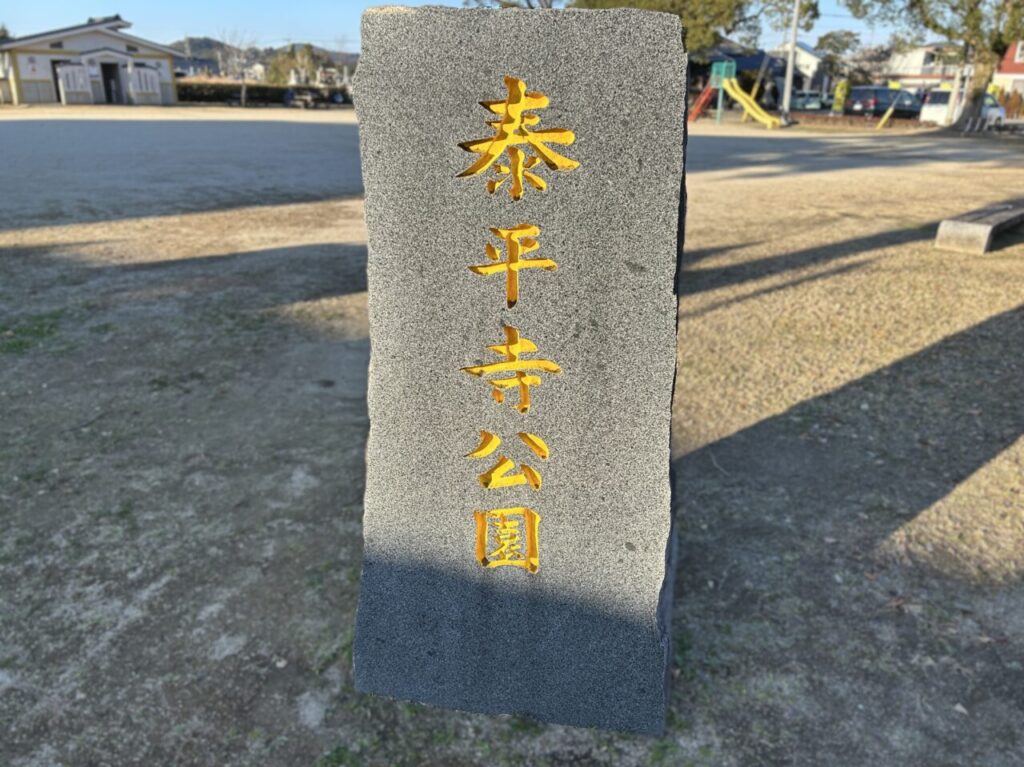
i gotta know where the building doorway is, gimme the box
[50,59,70,100]
[101,62,122,104]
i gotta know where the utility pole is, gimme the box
[781,0,801,124]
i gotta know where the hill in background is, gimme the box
[169,36,358,69]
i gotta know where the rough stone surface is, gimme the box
[935,201,1024,255]
[352,6,686,734]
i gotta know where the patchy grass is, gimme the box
[0,310,63,353]
[2,116,1023,767]
[316,745,361,767]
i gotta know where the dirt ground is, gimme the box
[1,105,1023,767]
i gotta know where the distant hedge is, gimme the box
[176,81,350,104]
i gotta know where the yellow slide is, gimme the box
[722,78,781,129]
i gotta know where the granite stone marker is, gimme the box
[353,6,686,734]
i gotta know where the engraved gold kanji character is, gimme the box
[466,430,551,490]
[461,325,561,414]
[469,224,556,309]
[458,75,579,201]
[474,507,540,572]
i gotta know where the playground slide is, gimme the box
[722,78,781,129]
[689,84,715,123]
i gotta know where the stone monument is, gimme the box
[353,5,686,734]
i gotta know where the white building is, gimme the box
[884,43,961,89]
[0,15,179,106]
[769,41,826,91]
[242,62,266,82]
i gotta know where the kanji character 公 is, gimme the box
[465,430,551,490]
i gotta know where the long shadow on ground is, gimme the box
[678,221,933,296]
[685,131,1021,179]
[673,304,1024,763]
[4,232,1023,764]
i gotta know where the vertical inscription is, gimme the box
[458,76,579,573]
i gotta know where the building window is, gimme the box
[50,41,64,49]
[127,45,138,53]
[1015,43,1024,64]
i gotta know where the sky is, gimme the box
[2,0,885,53]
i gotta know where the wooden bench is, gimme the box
[935,201,1024,254]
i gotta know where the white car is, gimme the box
[920,90,1006,127]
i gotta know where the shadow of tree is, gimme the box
[686,132,1021,179]
[676,302,1024,585]
[669,303,1024,761]
[11,242,370,313]
[679,223,932,297]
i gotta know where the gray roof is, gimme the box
[1,16,129,47]
[0,16,179,56]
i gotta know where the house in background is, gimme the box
[0,15,179,106]
[243,62,266,82]
[884,42,960,89]
[173,56,220,78]
[993,41,1024,94]
[769,41,826,91]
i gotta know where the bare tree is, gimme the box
[847,43,892,84]
[219,29,257,106]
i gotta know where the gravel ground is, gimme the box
[1,105,1023,766]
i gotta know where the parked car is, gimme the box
[287,88,326,109]
[980,93,1007,126]
[844,86,922,118]
[920,89,1007,127]
[791,90,823,111]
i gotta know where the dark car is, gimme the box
[844,86,921,118]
